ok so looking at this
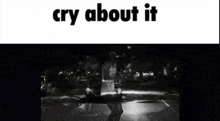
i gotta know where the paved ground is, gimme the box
[42,80,179,96]
[41,80,179,121]
[41,91,179,121]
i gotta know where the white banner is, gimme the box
[0,0,219,43]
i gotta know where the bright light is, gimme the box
[116,88,122,94]
[58,71,63,75]
[174,66,177,71]
[142,72,154,77]
[127,45,131,49]
[134,72,140,77]
[162,100,170,107]
[150,72,154,76]
[41,85,44,89]
[142,73,149,77]
[86,88,94,94]
[101,90,166,95]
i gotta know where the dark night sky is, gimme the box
[1,44,219,77]
[1,44,219,66]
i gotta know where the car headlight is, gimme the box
[41,85,44,90]
[58,71,63,75]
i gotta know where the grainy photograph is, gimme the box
[0,0,218,120]
[33,44,183,121]
[2,44,219,121]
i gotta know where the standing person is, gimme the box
[77,56,102,115]
[103,52,117,80]
[125,56,141,81]
[102,52,117,92]
[165,60,180,91]
[85,56,102,96]
[77,53,124,121]
[102,51,124,121]
[156,59,172,91]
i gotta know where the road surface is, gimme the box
[41,90,179,121]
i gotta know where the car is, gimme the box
[124,69,156,82]
[40,66,81,96]
[124,69,140,81]
[142,71,156,81]
[124,61,156,82]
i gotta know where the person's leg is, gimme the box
[114,102,123,121]
[94,76,102,96]
[95,84,102,96]
[107,103,115,121]
[107,102,123,121]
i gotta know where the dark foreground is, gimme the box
[41,89,179,121]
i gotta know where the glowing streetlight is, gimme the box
[127,45,131,49]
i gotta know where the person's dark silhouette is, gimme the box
[105,52,124,121]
